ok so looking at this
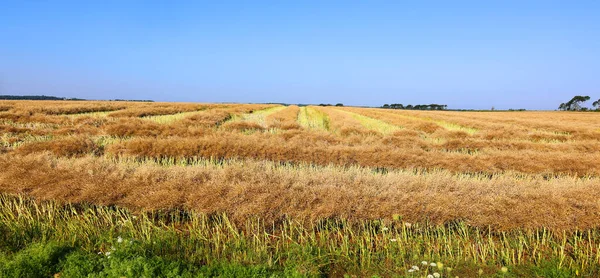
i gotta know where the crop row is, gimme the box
[1,154,599,231]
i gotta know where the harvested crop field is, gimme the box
[1,100,600,276]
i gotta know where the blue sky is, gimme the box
[0,1,599,109]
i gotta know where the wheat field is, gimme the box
[1,100,600,276]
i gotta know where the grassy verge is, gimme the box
[0,194,598,277]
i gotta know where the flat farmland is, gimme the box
[1,100,600,277]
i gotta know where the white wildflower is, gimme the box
[382,227,389,231]
[427,275,434,278]
[433,273,441,278]
[117,236,123,243]
[421,261,428,265]
[408,269,415,273]
[430,262,437,267]
[105,251,111,257]
[411,266,419,271]
[390,238,398,242]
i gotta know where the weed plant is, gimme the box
[0,194,598,277]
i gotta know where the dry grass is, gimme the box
[335,107,401,134]
[297,106,330,130]
[1,100,600,232]
[180,109,232,127]
[15,137,102,157]
[1,154,599,231]
[108,104,204,118]
[103,134,600,175]
[227,105,286,128]
[265,105,301,130]
[314,106,378,136]
[0,105,12,112]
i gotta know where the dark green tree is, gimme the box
[558,103,566,111]
[563,96,590,111]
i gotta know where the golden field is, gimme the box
[1,100,600,229]
[1,100,600,276]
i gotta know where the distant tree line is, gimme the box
[318,103,344,107]
[558,96,600,111]
[109,99,154,102]
[381,103,447,110]
[0,95,84,101]
[0,95,157,102]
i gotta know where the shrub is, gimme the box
[0,242,72,278]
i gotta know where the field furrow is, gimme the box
[2,154,600,231]
[265,105,301,130]
[297,106,330,130]
[334,108,401,134]
[314,106,374,135]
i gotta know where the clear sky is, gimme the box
[1,1,599,109]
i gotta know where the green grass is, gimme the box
[297,107,330,130]
[1,194,599,277]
